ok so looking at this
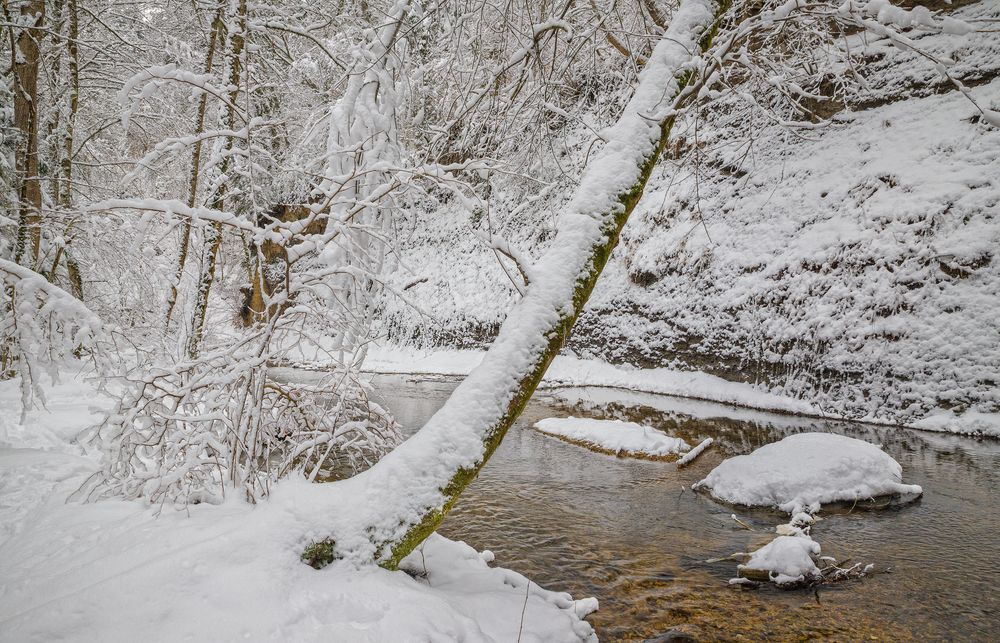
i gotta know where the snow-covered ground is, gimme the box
[0,376,597,643]
[694,432,923,515]
[533,417,689,458]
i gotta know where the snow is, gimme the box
[0,376,598,643]
[739,535,822,585]
[260,0,723,567]
[534,417,689,458]
[0,259,105,412]
[85,199,273,237]
[2,8,719,638]
[694,432,923,515]
[911,410,1000,438]
[8,0,995,635]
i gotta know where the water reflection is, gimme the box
[377,375,1000,640]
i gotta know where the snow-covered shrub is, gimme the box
[0,260,104,415]
[78,325,400,505]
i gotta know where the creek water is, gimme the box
[368,374,999,641]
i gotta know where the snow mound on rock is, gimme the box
[694,432,922,514]
[740,535,822,586]
[534,417,689,458]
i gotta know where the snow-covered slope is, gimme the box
[380,2,1000,430]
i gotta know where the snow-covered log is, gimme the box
[305,0,730,569]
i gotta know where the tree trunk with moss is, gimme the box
[304,0,728,571]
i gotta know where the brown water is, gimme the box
[374,375,1000,641]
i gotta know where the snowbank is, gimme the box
[738,535,822,586]
[534,416,689,458]
[911,410,1000,438]
[361,344,823,415]
[694,432,922,515]
[359,345,998,438]
[0,377,598,643]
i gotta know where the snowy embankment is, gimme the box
[0,378,597,643]
[694,432,923,515]
[359,344,1000,437]
[376,2,1000,432]
[534,417,689,459]
[361,345,823,414]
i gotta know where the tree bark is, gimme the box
[47,0,64,206]
[12,0,45,267]
[303,0,728,570]
[45,0,84,300]
[59,0,78,210]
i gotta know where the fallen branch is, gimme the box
[677,437,714,466]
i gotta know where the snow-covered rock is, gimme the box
[534,416,689,458]
[738,535,822,586]
[694,432,923,514]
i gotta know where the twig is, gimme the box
[516,580,531,643]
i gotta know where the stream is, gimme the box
[373,374,1000,641]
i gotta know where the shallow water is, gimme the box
[374,375,1000,641]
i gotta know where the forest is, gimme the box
[1,0,998,639]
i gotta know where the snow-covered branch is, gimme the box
[0,259,104,415]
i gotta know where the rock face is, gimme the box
[379,1,1000,429]
[693,432,923,515]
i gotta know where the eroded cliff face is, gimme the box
[380,0,1000,429]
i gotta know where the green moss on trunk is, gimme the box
[304,0,731,572]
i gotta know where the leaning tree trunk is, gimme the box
[12,0,45,267]
[304,0,728,570]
